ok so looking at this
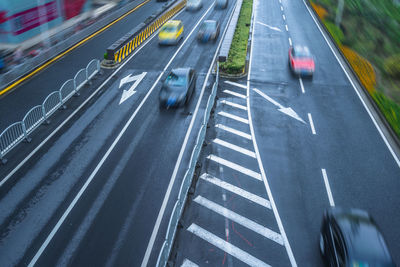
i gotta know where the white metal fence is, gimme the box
[0,59,100,164]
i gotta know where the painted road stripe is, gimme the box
[322,169,335,206]
[188,224,271,267]
[285,24,289,31]
[282,14,286,20]
[215,124,252,140]
[224,80,247,89]
[288,37,292,46]
[200,173,271,208]
[221,100,247,110]
[308,113,316,134]
[280,6,283,11]
[223,89,247,99]
[299,77,305,94]
[207,155,261,180]
[194,196,283,244]
[213,138,256,158]
[218,111,249,124]
[181,259,199,267]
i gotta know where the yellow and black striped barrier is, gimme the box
[106,0,187,64]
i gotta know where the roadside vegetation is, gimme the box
[220,0,253,74]
[310,0,400,138]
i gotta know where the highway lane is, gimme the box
[0,0,235,266]
[0,0,162,129]
[173,0,400,266]
[250,0,400,264]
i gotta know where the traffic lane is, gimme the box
[20,0,227,266]
[0,0,162,128]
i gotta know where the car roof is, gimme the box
[328,208,394,264]
[164,20,181,27]
[293,45,311,56]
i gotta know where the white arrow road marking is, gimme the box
[256,21,282,32]
[253,88,306,123]
[119,72,147,105]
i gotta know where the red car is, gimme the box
[289,45,315,77]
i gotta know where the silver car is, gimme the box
[186,0,203,11]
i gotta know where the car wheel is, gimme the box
[319,234,325,256]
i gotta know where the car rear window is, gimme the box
[165,72,187,87]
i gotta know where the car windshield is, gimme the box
[163,25,178,33]
[165,72,187,89]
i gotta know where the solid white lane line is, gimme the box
[215,124,252,140]
[321,169,335,206]
[282,14,286,20]
[288,37,292,46]
[207,155,262,180]
[285,24,289,31]
[302,0,400,167]
[187,224,271,267]
[218,111,249,124]
[200,173,271,208]
[194,196,283,245]
[181,259,199,267]
[248,0,297,264]
[224,80,247,89]
[28,8,188,266]
[221,100,247,110]
[299,77,305,94]
[141,2,219,266]
[213,138,256,158]
[223,89,247,99]
[308,113,316,135]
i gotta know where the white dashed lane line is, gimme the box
[282,14,286,20]
[187,224,271,267]
[215,124,252,140]
[200,173,271,209]
[299,77,305,94]
[285,24,289,31]
[321,169,335,206]
[308,113,316,135]
[207,154,262,180]
[288,37,292,46]
[213,138,256,158]
[280,6,283,11]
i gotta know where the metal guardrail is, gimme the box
[0,59,100,164]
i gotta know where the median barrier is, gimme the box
[106,0,187,65]
[0,59,100,164]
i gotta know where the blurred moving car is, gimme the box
[215,0,228,9]
[288,45,315,77]
[197,20,220,43]
[159,68,197,108]
[320,207,395,267]
[158,20,184,45]
[186,0,203,11]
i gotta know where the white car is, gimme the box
[186,0,203,11]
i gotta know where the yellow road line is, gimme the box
[0,0,151,96]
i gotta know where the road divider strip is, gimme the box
[106,0,187,64]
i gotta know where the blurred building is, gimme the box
[0,0,92,47]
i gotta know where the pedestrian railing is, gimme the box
[0,59,101,164]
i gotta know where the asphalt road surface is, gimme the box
[0,0,236,265]
[171,0,400,266]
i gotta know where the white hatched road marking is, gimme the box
[224,80,247,89]
[194,196,283,244]
[187,224,271,267]
[181,259,199,267]
[200,173,271,209]
[299,77,305,94]
[322,169,335,206]
[213,138,256,158]
[308,113,316,134]
[207,155,262,180]
[218,111,249,124]
[215,124,252,140]
[223,89,247,99]
[221,100,247,110]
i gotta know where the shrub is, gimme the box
[384,54,400,79]
[372,91,400,137]
[324,21,345,45]
[340,45,376,93]
[310,2,328,20]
